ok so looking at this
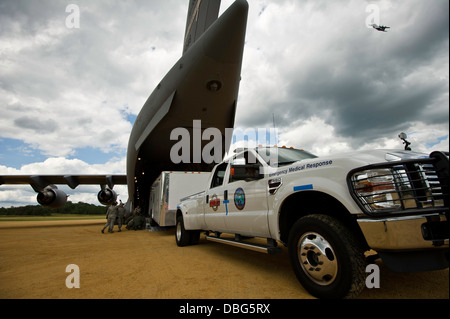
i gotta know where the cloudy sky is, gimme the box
[0,0,448,207]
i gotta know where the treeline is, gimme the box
[0,201,107,216]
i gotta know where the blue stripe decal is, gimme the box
[223,200,229,215]
[293,184,313,192]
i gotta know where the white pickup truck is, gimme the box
[175,146,449,298]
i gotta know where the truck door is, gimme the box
[225,151,270,238]
[203,162,229,231]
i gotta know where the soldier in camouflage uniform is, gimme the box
[101,202,118,233]
[132,212,145,230]
[117,201,126,232]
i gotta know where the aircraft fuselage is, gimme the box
[126,0,249,210]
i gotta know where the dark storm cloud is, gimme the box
[389,0,449,64]
[262,0,449,148]
[0,0,62,35]
[0,0,187,97]
[14,116,59,133]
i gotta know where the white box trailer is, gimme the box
[149,171,211,227]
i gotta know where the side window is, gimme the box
[233,151,258,165]
[211,162,228,189]
[229,151,262,183]
[233,151,259,165]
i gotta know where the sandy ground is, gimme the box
[0,220,448,299]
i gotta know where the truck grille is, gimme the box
[393,163,445,209]
[348,151,449,217]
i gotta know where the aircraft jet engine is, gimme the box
[36,185,68,208]
[97,187,118,206]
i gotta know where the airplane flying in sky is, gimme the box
[0,0,249,213]
[371,24,390,32]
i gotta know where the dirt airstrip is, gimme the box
[0,220,448,299]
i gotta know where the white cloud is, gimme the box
[0,0,185,160]
[0,186,38,207]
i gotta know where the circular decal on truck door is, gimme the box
[209,194,220,212]
[234,188,245,210]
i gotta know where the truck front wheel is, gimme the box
[288,214,366,299]
[175,215,200,246]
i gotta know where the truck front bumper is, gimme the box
[358,213,449,272]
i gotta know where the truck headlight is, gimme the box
[350,168,402,213]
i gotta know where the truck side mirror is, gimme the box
[230,164,263,182]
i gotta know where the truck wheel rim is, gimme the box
[176,221,182,241]
[298,232,338,286]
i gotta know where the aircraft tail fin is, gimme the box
[183,0,221,54]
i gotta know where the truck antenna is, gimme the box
[272,113,279,145]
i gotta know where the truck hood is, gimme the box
[317,149,429,166]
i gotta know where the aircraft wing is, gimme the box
[183,0,221,54]
[0,174,128,208]
[0,175,127,192]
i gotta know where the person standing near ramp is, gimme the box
[102,202,118,233]
[117,201,126,232]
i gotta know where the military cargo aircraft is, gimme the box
[371,24,390,32]
[0,0,249,214]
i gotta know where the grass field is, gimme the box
[0,214,104,222]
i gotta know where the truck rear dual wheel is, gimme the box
[175,215,200,247]
[288,214,366,299]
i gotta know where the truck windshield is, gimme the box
[256,147,317,166]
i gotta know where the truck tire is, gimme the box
[175,215,200,246]
[288,214,366,299]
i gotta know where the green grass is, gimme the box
[0,214,105,222]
